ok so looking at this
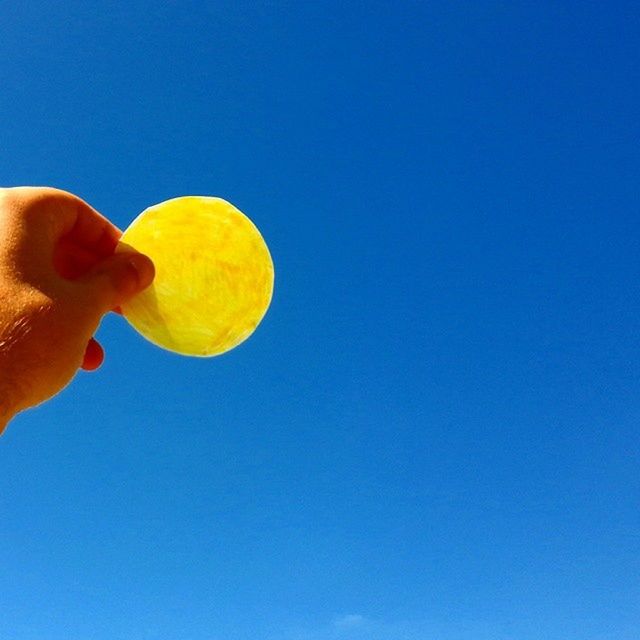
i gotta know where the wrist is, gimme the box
[0,376,23,434]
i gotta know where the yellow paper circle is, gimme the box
[119,196,274,356]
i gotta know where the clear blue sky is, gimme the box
[1,2,639,639]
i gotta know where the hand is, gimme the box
[0,187,155,432]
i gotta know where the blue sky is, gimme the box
[1,2,639,639]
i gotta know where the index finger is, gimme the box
[56,191,122,258]
[9,187,122,258]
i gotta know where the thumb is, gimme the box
[79,251,155,314]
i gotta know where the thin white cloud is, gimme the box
[332,614,367,629]
[273,615,503,640]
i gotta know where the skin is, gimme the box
[0,187,155,433]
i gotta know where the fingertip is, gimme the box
[81,337,104,371]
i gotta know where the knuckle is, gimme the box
[6,187,78,230]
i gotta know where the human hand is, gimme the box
[0,187,154,432]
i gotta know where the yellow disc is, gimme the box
[119,196,274,356]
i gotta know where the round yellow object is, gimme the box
[119,196,274,356]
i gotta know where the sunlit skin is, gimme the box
[0,187,154,432]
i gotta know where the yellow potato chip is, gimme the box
[119,196,274,356]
